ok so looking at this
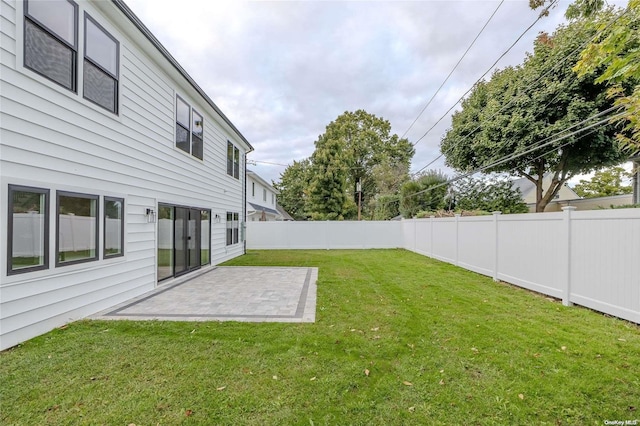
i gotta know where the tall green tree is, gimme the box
[281,110,413,220]
[273,159,310,221]
[453,176,529,214]
[399,170,449,218]
[531,0,640,149]
[305,136,356,220]
[441,17,627,212]
[324,110,413,219]
[573,166,633,198]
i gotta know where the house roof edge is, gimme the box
[111,0,253,152]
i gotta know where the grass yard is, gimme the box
[1,249,638,425]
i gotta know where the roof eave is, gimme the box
[111,0,253,153]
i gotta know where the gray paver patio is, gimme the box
[93,266,317,323]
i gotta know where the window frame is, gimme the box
[23,0,79,92]
[233,147,240,179]
[175,95,204,160]
[227,141,234,177]
[263,188,267,202]
[175,94,191,154]
[226,211,239,246]
[104,196,124,259]
[192,109,204,160]
[83,13,119,114]
[200,209,211,266]
[7,185,50,275]
[56,191,99,267]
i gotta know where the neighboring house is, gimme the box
[511,174,580,212]
[246,170,285,221]
[0,0,253,350]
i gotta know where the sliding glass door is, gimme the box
[158,204,210,282]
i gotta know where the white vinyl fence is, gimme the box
[247,221,402,249]
[247,207,640,324]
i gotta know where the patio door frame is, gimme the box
[158,203,211,282]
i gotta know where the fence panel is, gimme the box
[246,221,402,250]
[496,213,565,299]
[569,209,640,323]
[458,216,494,276]
[431,218,457,263]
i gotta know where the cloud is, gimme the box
[123,0,628,184]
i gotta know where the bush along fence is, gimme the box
[246,207,640,324]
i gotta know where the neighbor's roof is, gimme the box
[248,202,280,216]
[111,0,253,152]
[511,175,536,196]
[276,204,294,220]
[247,170,279,193]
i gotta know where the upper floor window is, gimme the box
[227,141,240,179]
[263,188,267,202]
[251,182,255,197]
[234,148,240,179]
[192,110,203,160]
[176,96,203,160]
[24,0,78,91]
[84,14,119,114]
[272,193,275,205]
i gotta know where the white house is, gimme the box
[0,0,253,350]
[246,170,283,221]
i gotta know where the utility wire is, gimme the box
[401,109,625,201]
[410,0,559,149]
[400,0,505,140]
[378,106,621,208]
[411,6,628,176]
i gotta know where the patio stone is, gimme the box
[92,266,317,323]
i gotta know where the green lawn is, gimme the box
[1,249,638,425]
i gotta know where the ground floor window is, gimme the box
[226,212,239,245]
[56,191,99,266]
[7,185,49,274]
[104,197,124,258]
[158,204,211,282]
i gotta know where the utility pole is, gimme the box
[357,179,362,221]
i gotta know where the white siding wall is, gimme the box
[1,0,248,350]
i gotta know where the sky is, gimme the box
[124,0,631,186]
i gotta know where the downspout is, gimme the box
[243,152,247,255]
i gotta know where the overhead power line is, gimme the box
[410,0,559,149]
[411,5,629,176]
[400,0,505,140]
[401,108,625,202]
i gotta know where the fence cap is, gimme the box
[562,206,577,211]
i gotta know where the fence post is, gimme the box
[561,206,576,306]
[429,215,435,257]
[412,219,417,252]
[492,211,502,282]
[454,214,460,266]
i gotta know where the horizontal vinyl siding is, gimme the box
[1,0,248,350]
